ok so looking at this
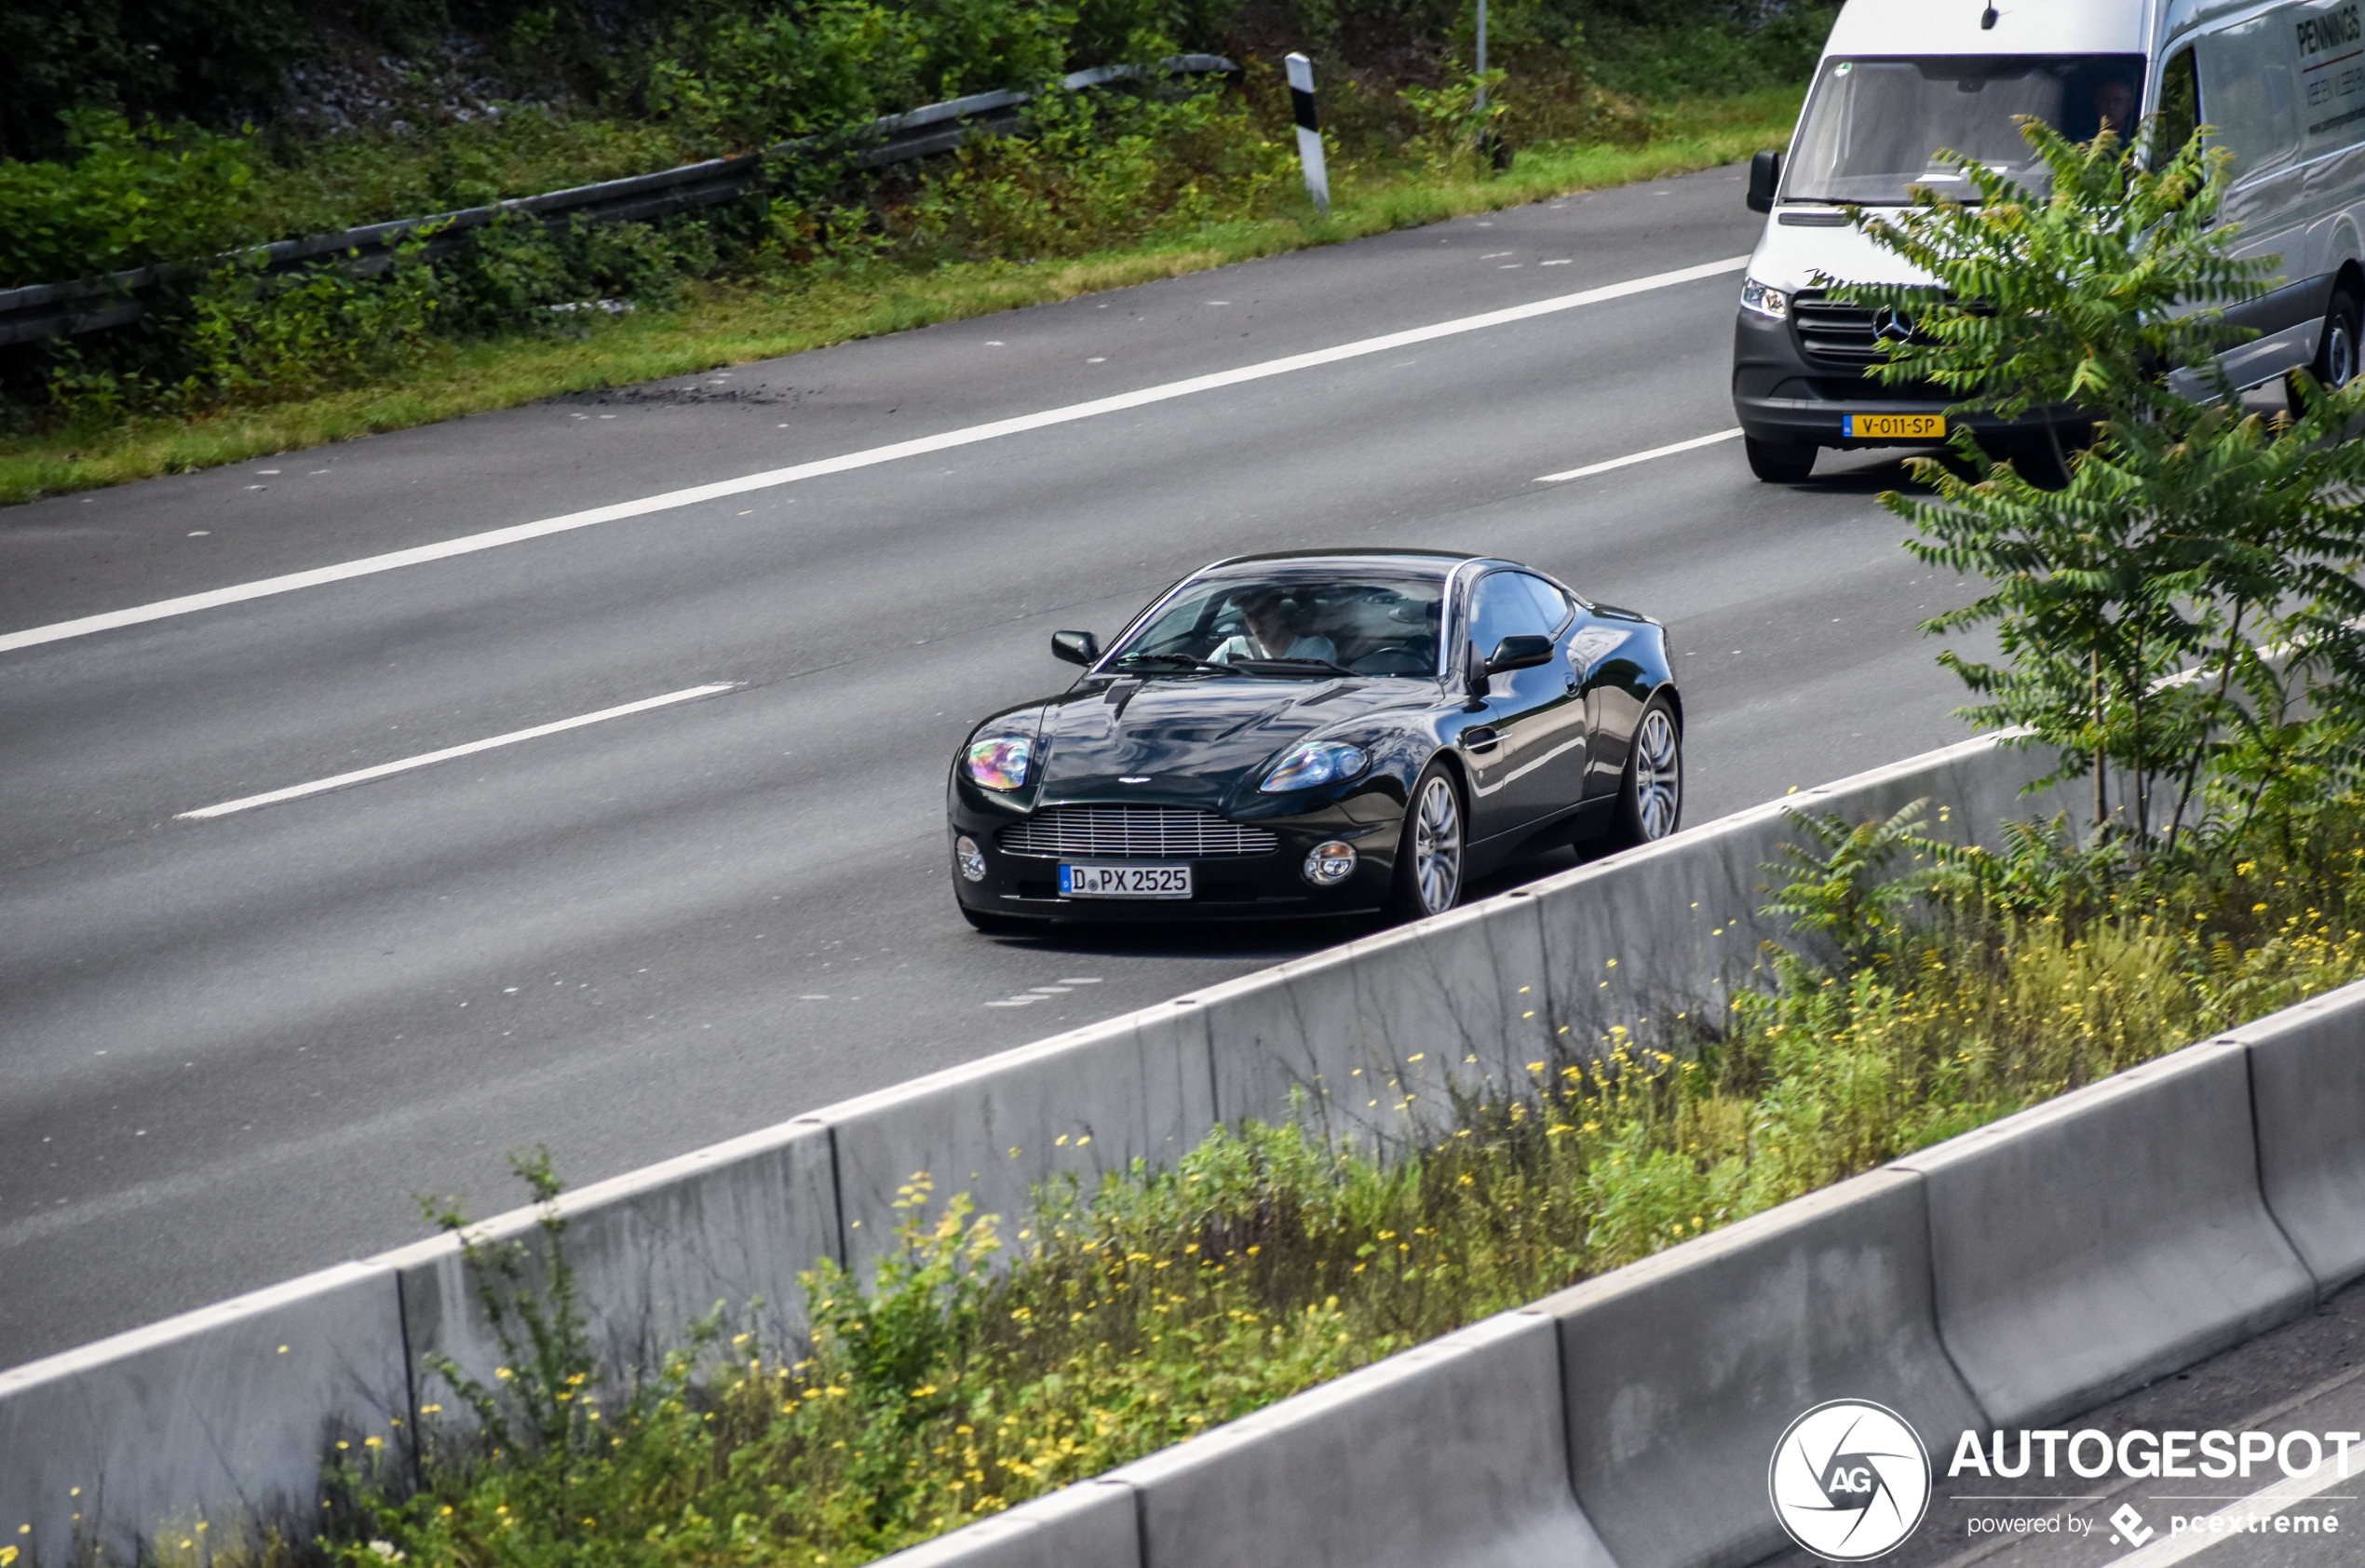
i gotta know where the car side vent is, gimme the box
[999,805,1280,858]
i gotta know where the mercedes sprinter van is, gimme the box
[1733,0,2365,480]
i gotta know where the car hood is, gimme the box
[1031,677,1427,805]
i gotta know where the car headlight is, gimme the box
[1262,739,1369,792]
[965,735,1034,791]
[1740,277,1790,321]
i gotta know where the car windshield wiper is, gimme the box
[1113,652,1242,675]
[1229,656,1358,678]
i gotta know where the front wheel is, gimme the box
[1385,763,1466,922]
[2292,288,2363,413]
[1597,696,1683,850]
[1744,434,1818,482]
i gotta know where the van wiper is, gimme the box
[1114,652,1242,675]
[1231,656,1358,677]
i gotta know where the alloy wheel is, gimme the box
[1632,709,1682,841]
[1412,774,1464,914]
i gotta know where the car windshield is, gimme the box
[1783,55,2146,205]
[1108,574,1447,678]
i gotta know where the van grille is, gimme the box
[999,806,1278,859]
[1791,293,1886,368]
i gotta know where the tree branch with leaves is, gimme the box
[1831,115,2365,850]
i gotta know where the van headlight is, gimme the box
[964,735,1034,791]
[1740,277,1791,321]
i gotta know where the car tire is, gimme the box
[2292,288,2363,413]
[1744,434,1818,482]
[959,903,1037,936]
[1386,762,1466,922]
[1599,695,1683,850]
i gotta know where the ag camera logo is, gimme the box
[1769,1399,1933,1561]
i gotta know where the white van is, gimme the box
[1733,0,2365,480]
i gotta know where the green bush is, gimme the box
[892,81,1290,260]
[39,238,443,429]
[0,110,262,287]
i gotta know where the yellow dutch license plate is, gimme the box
[1845,413,1946,439]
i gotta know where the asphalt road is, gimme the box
[0,161,1987,1370]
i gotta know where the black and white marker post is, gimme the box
[1284,52,1331,217]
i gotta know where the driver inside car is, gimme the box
[1211,587,1340,665]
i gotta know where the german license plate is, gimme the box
[1845,412,1946,439]
[1060,862,1193,899]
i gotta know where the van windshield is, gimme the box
[1782,55,2147,205]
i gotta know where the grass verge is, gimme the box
[325,798,2365,1568]
[0,89,1796,509]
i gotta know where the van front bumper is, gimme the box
[1732,306,2088,450]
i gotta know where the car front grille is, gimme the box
[998,805,1279,859]
[1792,293,1885,369]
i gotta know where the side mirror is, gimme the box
[1485,634,1556,674]
[1748,149,1781,214]
[1051,629,1101,666]
[1464,640,1491,704]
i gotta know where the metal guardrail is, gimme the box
[0,55,1239,348]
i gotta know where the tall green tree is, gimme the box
[1837,118,2365,847]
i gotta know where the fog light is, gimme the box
[955,835,988,882]
[1303,840,1357,886]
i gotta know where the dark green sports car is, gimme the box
[947,548,1682,931]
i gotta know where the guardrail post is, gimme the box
[1284,53,1331,218]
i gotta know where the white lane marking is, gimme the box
[176,682,737,819]
[1535,426,1744,482]
[0,256,1750,658]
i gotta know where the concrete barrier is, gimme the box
[2236,978,2365,1295]
[1537,1169,1983,1568]
[816,1002,1214,1279]
[1192,890,1554,1149]
[1533,802,1789,1048]
[382,1117,842,1403]
[1894,1042,2316,1428]
[1107,1310,1615,1568]
[869,1480,1139,1568]
[1532,736,2083,1049]
[0,1263,409,1567]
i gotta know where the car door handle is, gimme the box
[1462,725,1500,753]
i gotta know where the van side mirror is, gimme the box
[1485,634,1556,674]
[1051,629,1101,666]
[1748,150,1781,214]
